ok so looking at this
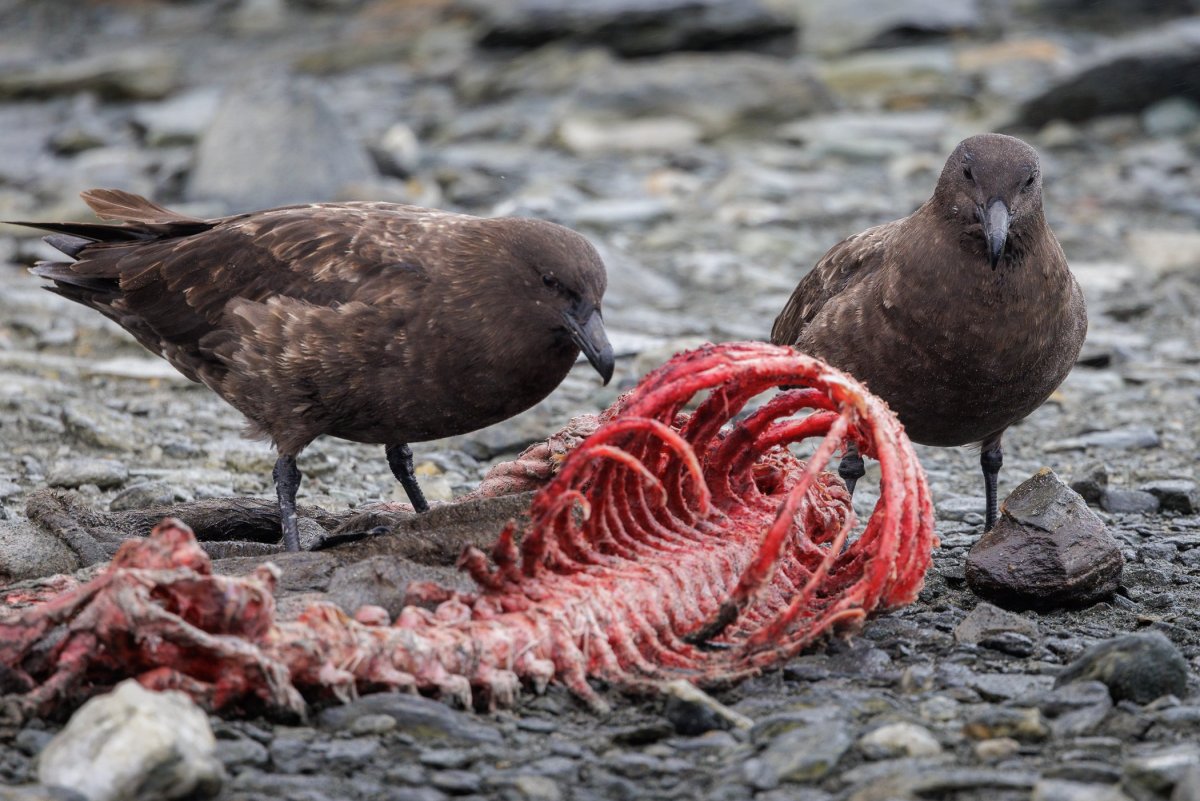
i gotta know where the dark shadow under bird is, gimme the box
[13,189,615,551]
[771,133,1087,530]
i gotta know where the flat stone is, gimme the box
[46,457,129,490]
[1045,426,1161,452]
[37,681,223,801]
[1100,489,1160,515]
[1056,631,1189,704]
[966,469,1124,610]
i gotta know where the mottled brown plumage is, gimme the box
[16,189,614,550]
[771,134,1087,529]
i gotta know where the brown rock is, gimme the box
[965,468,1124,610]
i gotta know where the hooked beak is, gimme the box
[980,198,1010,270]
[563,304,614,385]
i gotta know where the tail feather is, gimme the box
[81,188,203,225]
[30,263,119,294]
[43,233,95,258]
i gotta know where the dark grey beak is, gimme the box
[981,198,1009,270]
[563,305,614,385]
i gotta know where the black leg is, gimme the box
[386,443,430,513]
[838,443,866,496]
[273,455,302,552]
[981,441,1003,531]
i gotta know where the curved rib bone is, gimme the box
[0,342,935,718]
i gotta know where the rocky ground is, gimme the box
[1,0,1200,799]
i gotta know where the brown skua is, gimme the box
[14,189,614,551]
[772,133,1087,529]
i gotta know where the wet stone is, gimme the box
[1055,631,1189,704]
[966,469,1124,610]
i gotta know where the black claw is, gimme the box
[273,455,303,552]
[386,443,430,513]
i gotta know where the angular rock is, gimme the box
[37,680,224,801]
[189,81,375,209]
[1069,462,1108,506]
[799,0,982,56]
[954,602,1039,645]
[1139,479,1200,514]
[1056,631,1189,704]
[1015,19,1200,126]
[966,469,1124,610]
[464,0,796,57]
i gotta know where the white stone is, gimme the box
[858,721,943,759]
[38,680,223,801]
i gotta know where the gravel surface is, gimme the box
[1,1,1199,799]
